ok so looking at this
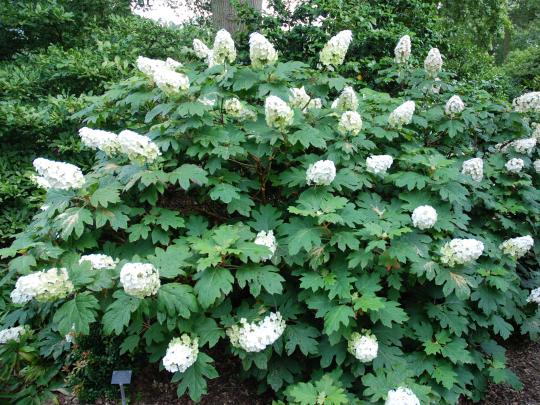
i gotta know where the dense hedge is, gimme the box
[0,12,211,246]
[1,29,540,404]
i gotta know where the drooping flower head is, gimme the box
[162,335,198,373]
[499,235,534,259]
[445,95,465,117]
[462,158,483,182]
[527,287,540,304]
[33,158,85,190]
[119,263,161,298]
[513,92,540,113]
[249,32,278,68]
[505,158,524,173]
[136,56,166,76]
[0,326,26,344]
[320,30,353,67]
[394,35,411,64]
[338,111,363,135]
[193,39,211,60]
[512,138,537,155]
[348,332,378,363]
[385,387,420,405]
[366,155,393,175]
[388,100,415,128]
[153,68,190,93]
[212,29,236,65]
[11,268,74,304]
[440,239,484,267]
[227,312,286,352]
[534,159,540,173]
[265,95,294,130]
[79,127,119,155]
[254,230,278,261]
[411,205,438,230]
[289,87,310,110]
[79,254,118,270]
[306,160,336,186]
[424,47,443,77]
[117,130,161,164]
[331,86,358,111]
[224,97,244,117]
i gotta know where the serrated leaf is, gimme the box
[175,352,218,402]
[236,264,284,296]
[53,293,99,335]
[102,291,141,335]
[194,268,234,308]
[285,324,320,356]
[323,305,355,334]
[90,186,121,208]
[157,283,198,318]
[169,164,208,190]
[55,207,93,239]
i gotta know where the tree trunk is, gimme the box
[211,0,263,33]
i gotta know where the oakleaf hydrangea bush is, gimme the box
[2,29,540,404]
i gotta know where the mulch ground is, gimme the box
[59,339,540,405]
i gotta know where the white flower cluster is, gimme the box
[120,263,161,298]
[366,155,394,175]
[445,95,465,117]
[512,138,537,155]
[532,123,540,139]
[224,97,255,120]
[79,254,118,270]
[462,158,483,182]
[347,332,378,363]
[394,35,411,64]
[385,387,420,405]
[338,111,363,135]
[388,100,415,128]
[527,287,540,304]
[136,56,181,76]
[79,128,160,164]
[499,235,534,259]
[249,32,278,68]
[33,158,85,190]
[254,230,278,261]
[513,92,540,113]
[224,97,243,116]
[534,160,540,173]
[227,312,286,352]
[265,95,294,130]
[11,268,74,304]
[193,38,211,60]
[0,326,26,344]
[153,67,190,93]
[411,205,438,230]
[213,29,236,65]
[79,127,119,155]
[440,239,484,267]
[288,87,321,111]
[505,158,524,173]
[331,86,358,112]
[117,130,161,164]
[162,335,198,373]
[319,30,353,68]
[306,160,336,186]
[424,47,443,77]
[137,56,189,93]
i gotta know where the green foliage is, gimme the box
[0,12,211,246]
[2,23,540,405]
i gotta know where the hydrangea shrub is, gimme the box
[1,31,540,404]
